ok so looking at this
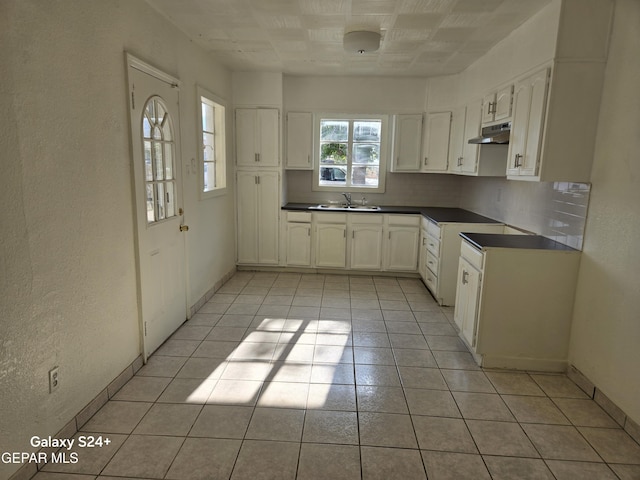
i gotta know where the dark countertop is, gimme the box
[282,204,501,225]
[460,233,578,251]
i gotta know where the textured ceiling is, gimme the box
[147,0,552,76]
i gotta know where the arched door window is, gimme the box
[142,96,176,223]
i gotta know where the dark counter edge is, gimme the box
[460,232,578,251]
[282,204,502,225]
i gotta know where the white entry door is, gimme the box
[126,55,187,359]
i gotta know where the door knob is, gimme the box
[180,225,189,232]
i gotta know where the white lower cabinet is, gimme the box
[420,218,504,306]
[285,212,311,266]
[236,170,279,265]
[385,216,420,271]
[454,238,581,372]
[314,214,347,269]
[351,216,384,270]
[309,212,419,273]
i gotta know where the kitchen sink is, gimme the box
[311,204,381,211]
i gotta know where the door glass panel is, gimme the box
[202,102,214,132]
[154,142,164,180]
[164,143,173,180]
[165,181,175,218]
[144,141,153,181]
[203,132,215,161]
[142,96,177,224]
[203,162,216,191]
[156,182,165,220]
[146,184,155,223]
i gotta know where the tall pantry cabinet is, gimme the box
[235,108,280,265]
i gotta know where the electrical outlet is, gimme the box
[49,367,59,393]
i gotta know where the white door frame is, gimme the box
[125,53,189,361]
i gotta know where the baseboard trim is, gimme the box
[568,364,640,445]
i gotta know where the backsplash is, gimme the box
[285,171,463,207]
[284,171,590,250]
[459,177,590,250]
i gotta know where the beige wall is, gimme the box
[0,1,235,478]
[568,0,640,424]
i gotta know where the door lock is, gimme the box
[179,225,189,232]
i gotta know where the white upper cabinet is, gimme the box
[391,114,423,172]
[236,108,279,167]
[422,111,451,172]
[482,85,513,125]
[449,100,481,175]
[507,68,549,177]
[286,111,312,170]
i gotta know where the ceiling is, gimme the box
[147,0,552,77]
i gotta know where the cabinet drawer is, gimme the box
[314,213,347,223]
[426,220,441,238]
[424,269,438,292]
[460,240,483,270]
[287,211,311,222]
[351,213,384,225]
[426,251,439,274]
[425,235,440,256]
[388,214,421,226]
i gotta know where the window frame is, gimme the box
[197,85,228,199]
[312,113,389,193]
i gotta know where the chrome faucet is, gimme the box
[342,192,352,206]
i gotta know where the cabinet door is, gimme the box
[351,224,383,270]
[315,224,347,268]
[392,114,423,172]
[236,109,257,167]
[454,257,482,348]
[418,230,428,280]
[422,112,451,172]
[257,108,279,167]
[386,227,420,271]
[286,112,312,169]
[494,85,513,122]
[507,68,549,177]
[461,99,481,174]
[257,171,280,264]
[236,171,259,263]
[482,92,496,125]
[448,106,466,173]
[286,223,311,266]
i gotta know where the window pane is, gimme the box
[154,142,164,180]
[143,115,152,138]
[202,102,214,132]
[156,183,165,220]
[320,143,347,164]
[354,121,381,142]
[353,144,380,164]
[153,125,162,140]
[319,166,347,186]
[351,166,379,187]
[203,162,216,192]
[165,181,175,218]
[203,132,215,161]
[146,184,155,223]
[320,120,348,142]
[144,141,153,181]
[162,117,172,141]
[164,143,174,180]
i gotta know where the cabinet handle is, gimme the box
[257,176,260,185]
[458,156,463,167]
[424,157,428,165]
[462,270,469,285]
[514,153,523,168]
[307,154,310,164]
[255,153,259,162]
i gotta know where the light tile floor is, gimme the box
[37,272,640,479]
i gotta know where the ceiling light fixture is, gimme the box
[343,30,381,54]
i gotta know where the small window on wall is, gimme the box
[198,86,227,198]
[313,114,388,193]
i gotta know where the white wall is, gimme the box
[569,0,640,424]
[0,1,235,477]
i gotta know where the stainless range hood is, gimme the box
[468,122,511,144]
